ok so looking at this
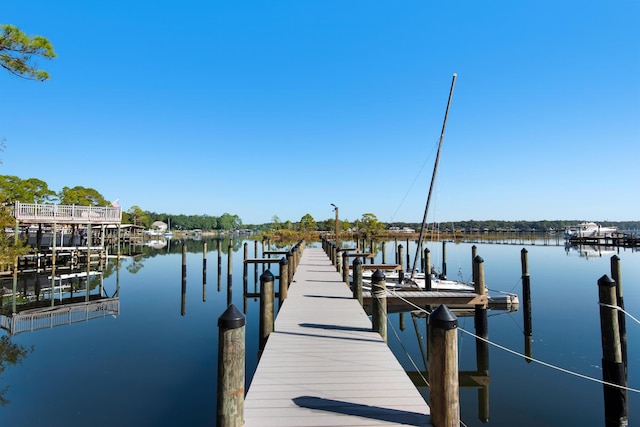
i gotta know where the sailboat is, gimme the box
[401,73,476,292]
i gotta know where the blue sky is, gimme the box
[2,1,638,225]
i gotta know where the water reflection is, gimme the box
[0,335,32,406]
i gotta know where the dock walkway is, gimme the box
[244,247,432,426]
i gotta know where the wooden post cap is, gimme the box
[372,269,385,282]
[474,255,484,263]
[261,269,274,282]
[429,304,458,330]
[218,304,245,329]
[353,257,362,265]
[279,257,288,266]
[598,274,615,287]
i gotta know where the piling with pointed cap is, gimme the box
[279,257,289,307]
[597,274,627,426]
[217,304,245,427]
[259,270,275,352]
[428,304,460,427]
[352,257,363,306]
[371,269,387,342]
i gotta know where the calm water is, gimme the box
[0,237,638,426]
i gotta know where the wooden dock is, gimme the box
[244,247,432,426]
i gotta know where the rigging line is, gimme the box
[376,294,430,389]
[599,303,640,326]
[388,295,640,393]
[388,141,439,223]
[457,327,640,394]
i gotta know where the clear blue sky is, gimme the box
[2,1,638,225]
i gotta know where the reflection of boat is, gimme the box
[564,243,617,259]
[564,222,617,239]
[145,239,167,249]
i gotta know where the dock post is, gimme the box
[217,304,245,427]
[279,257,289,307]
[442,240,447,279]
[473,256,486,297]
[352,257,363,306]
[381,241,386,264]
[336,247,342,273]
[471,245,477,269]
[259,270,275,353]
[521,248,533,362]
[610,255,627,373]
[371,270,387,342]
[428,304,460,427]
[227,240,233,307]
[287,250,294,284]
[217,239,222,291]
[342,251,349,284]
[182,243,187,316]
[424,248,432,291]
[597,274,627,427]
[398,244,405,282]
[203,242,207,302]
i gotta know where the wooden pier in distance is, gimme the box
[244,247,432,426]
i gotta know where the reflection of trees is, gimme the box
[126,258,145,274]
[0,335,33,407]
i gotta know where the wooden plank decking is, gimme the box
[244,247,432,426]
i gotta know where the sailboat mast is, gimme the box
[411,73,457,279]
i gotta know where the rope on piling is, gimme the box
[383,287,640,395]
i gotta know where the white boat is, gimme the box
[564,222,618,239]
[359,270,476,292]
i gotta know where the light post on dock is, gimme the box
[331,203,339,248]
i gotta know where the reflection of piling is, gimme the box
[227,241,233,306]
[279,257,289,308]
[217,304,245,427]
[203,242,207,302]
[352,257,363,306]
[371,270,387,342]
[521,248,533,362]
[259,270,275,354]
[597,274,627,427]
[428,304,460,427]
[473,253,490,422]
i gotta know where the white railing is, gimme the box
[13,202,122,224]
[1,299,120,335]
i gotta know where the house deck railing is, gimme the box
[12,202,122,224]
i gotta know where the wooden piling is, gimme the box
[597,274,627,427]
[342,251,349,284]
[352,257,363,306]
[182,243,187,316]
[279,257,289,307]
[371,270,387,342]
[381,241,386,264]
[610,255,627,373]
[227,241,233,307]
[424,248,432,291]
[442,240,447,279]
[521,248,533,345]
[217,304,245,427]
[259,270,275,353]
[428,304,460,427]
[203,242,207,302]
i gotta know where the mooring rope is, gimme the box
[381,287,640,394]
[599,302,640,326]
[376,287,430,389]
